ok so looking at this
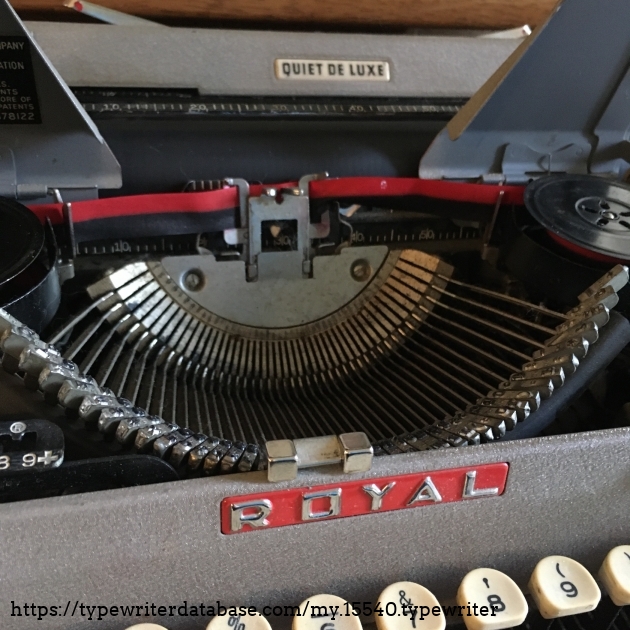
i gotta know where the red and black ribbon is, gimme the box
[28,177,526,246]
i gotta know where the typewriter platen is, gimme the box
[1,1,630,629]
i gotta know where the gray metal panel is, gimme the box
[592,65,630,178]
[0,1,121,198]
[24,22,519,98]
[1,426,628,629]
[419,0,630,182]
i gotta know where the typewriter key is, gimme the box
[599,545,630,606]
[207,611,272,630]
[456,568,527,630]
[528,555,600,618]
[376,581,445,630]
[294,594,362,630]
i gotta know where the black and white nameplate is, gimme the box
[274,59,390,81]
[0,36,41,124]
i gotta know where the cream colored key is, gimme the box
[456,567,528,630]
[207,612,272,630]
[125,625,169,630]
[528,555,601,618]
[294,594,362,630]
[599,545,630,606]
[376,581,445,630]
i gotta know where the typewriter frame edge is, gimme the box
[0,425,628,630]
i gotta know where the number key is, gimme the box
[599,545,630,606]
[375,581,445,630]
[293,594,363,630]
[207,612,271,630]
[457,568,528,630]
[528,555,600,618]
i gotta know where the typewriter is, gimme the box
[1,0,630,628]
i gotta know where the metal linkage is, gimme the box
[2,265,627,481]
[373,265,630,455]
[51,250,454,444]
[0,308,264,477]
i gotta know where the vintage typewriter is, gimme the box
[1,0,630,628]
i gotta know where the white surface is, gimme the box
[528,555,600,618]
[207,613,272,630]
[456,568,528,630]
[599,546,630,606]
[376,581,445,630]
[293,595,362,630]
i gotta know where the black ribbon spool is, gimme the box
[524,174,630,262]
[0,197,60,332]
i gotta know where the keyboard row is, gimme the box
[124,545,630,630]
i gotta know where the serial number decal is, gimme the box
[221,463,509,533]
[274,58,390,82]
[0,36,41,124]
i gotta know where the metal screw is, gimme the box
[602,211,618,221]
[350,259,372,282]
[9,421,26,435]
[182,269,205,292]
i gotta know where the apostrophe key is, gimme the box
[456,568,528,630]
[294,595,363,630]
[599,545,630,606]
[528,555,600,619]
[376,581,445,630]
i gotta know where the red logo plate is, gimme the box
[221,463,509,534]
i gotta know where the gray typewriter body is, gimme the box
[2,409,629,629]
[1,3,630,629]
